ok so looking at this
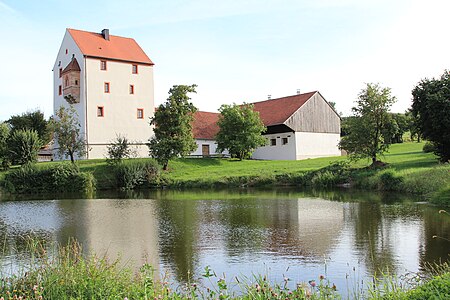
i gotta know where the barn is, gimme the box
[192,91,341,160]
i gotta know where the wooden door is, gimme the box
[202,144,210,157]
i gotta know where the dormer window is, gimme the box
[100,60,107,70]
[132,64,138,74]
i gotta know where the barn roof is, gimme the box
[192,111,220,140]
[192,91,318,139]
[251,91,317,126]
[67,28,154,65]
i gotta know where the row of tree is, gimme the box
[340,70,450,164]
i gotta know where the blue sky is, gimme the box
[1,0,449,121]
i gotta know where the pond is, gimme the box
[0,189,449,295]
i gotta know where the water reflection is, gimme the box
[0,189,449,291]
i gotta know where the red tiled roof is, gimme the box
[67,28,153,65]
[192,111,220,140]
[251,91,317,126]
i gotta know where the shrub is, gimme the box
[7,129,41,165]
[106,135,135,165]
[113,159,160,190]
[430,186,450,207]
[3,163,95,194]
[378,171,403,191]
[422,141,437,153]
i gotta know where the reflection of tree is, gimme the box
[420,208,450,267]
[350,202,397,275]
[157,199,198,282]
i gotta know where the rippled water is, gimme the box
[0,189,449,294]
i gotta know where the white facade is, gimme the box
[53,29,154,159]
[252,132,297,160]
[192,139,228,157]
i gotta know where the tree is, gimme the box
[8,110,52,145]
[0,122,11,168]
[339,83,396,165]
[7,129,41,165]
[411,70,450,162]
[216,103,266,160]
[148,85,198,170]
[52,106,86,163]
[106,135,135,165]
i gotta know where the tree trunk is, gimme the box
[372,156,377,165]
[69,150,75,163]
[163,162,168,171]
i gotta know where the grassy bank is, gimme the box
[1,240,449,299]
[1,142,449,204]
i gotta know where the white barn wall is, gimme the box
[192,139,227,156]
[252,133,296,160]
[295,132,341,160]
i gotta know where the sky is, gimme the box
[0,0,449,121]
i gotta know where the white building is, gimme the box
[53,28,154,159]
[192,91,341,160]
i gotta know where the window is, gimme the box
[65,49,68,54]
[282,137,288,145]
[97,106,104,117]
[59,68,62,78]
[132,64,138,74]
[129,85,134,94]
[75,80,78,86]
[58,85,62,95]
[104,82,110,93]
[100,60,107,70]
[65,76,69,87]
[137,108,144,119]
[270,139,276,146]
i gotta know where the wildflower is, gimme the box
[332,284,337,291]
[309,280,316,288]
[124,297,128,300]
[319,275,325,280]
[33,285,38,292]
[288,291,293,295]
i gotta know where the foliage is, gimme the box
[6,129,41,165]
[0,122,10,168]
[106,135,135,165]
[2,162,95,194]
[7,109,52,145]
[52,106,86,163]
[216,103,266,159]
[430,186,450,206]
[339,83,397,165]
[148,85,198,170]
[113,159,161,190]
[411,70,450,162]
[422,141,437,153]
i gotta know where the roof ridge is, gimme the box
[67,28,135,40]
[249,91,317,105]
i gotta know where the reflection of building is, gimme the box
[81,200,160,273]
[265,198,344,257]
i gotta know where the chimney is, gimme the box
[101,29,110,41]
[296,89,301,95]
[268,94,271,100]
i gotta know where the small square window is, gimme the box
[58,85,62,96]
[137,108,144,119]
[282,137,288,145]
[104,82,110,93]
[132,64,138,74]
[100,60,107,70]
[129,85,134,94]
[270,139,276,146]
[97,106,104,117]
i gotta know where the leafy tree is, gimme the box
[52,106,86,163]
[7,110,52,145]
[7,129,41,165]
[0,122,11,168]
[405,109,421,142]
[148,85,198,170]
[216,103,266,160]
[339,83,396,165]
[106,135,135,165]
[411,70,450,162]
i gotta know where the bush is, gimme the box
[430,186,450,207]
[378,171,403,191]
[106,135,135,165]
[3,163,95,194]
[7,129,41,165]
[422,141,437,153]
[113,159,160,190]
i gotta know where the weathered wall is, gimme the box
[285,93,340,134]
